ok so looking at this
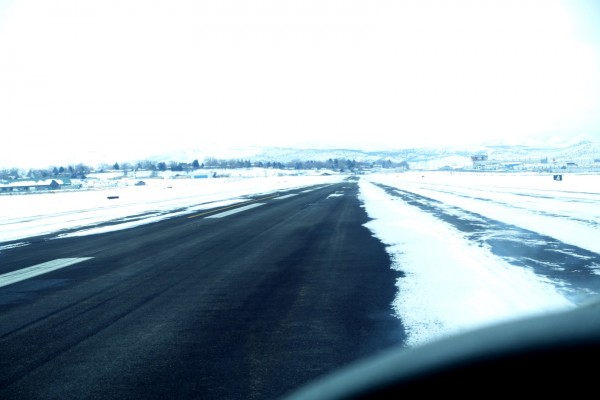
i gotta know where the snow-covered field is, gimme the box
[361,171,600,345]
[1,171,599,346]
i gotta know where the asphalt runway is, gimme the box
[0,181,403,399]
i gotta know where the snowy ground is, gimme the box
[361,171,600,346]
[1,171,599,346]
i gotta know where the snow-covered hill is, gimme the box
[4,141,598,172]
[143,140,600,171]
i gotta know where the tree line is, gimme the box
[0,157,408,180]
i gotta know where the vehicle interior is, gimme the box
[283,297,600,399]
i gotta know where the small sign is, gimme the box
[553,175,562,181]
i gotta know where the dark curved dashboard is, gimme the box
[282,298,600,399]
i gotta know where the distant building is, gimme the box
[471,155,492,170]
[0,178,72,193]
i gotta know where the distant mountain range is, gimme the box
[7,140,598,171]
[146,140,600,170]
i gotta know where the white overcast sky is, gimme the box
[1,0,600,168]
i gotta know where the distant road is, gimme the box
[0,180,403,399]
